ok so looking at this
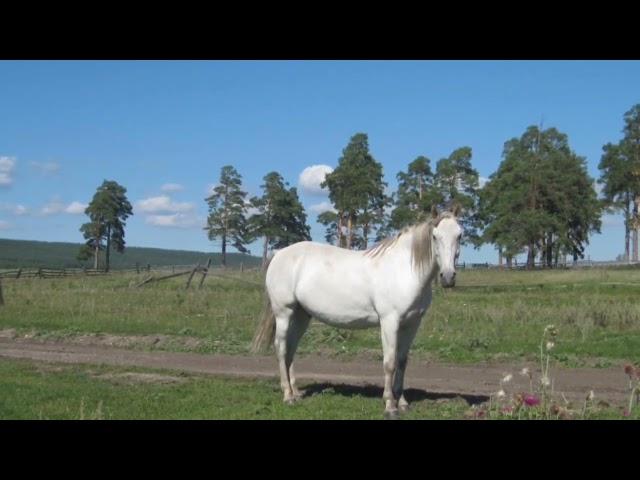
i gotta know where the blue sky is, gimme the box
[1,60,639,263]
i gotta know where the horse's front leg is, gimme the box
[393,316,422,413]
[380,315,400,419]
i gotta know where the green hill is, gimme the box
[0,238,261,269]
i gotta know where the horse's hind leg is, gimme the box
[274,305,310,404]
[274,307,296,404]
[286,307,311,400]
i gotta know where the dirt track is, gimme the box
[0,337,632,406]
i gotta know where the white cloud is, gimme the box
[145,213,202,229]
[40,198,87,216]
[309,201,336,214]
[65,201,87,214]
[0,203,28,216]
[298,164,333,195]
[41,198,66,216]
[30,161,60,176]
[136,195,195,213]
[0,156,16,187]
[161,183,184,193]
[0,220,10,230]
[479,176,489,188]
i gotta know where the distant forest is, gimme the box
[0,238,261,269]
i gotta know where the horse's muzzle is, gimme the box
[440,271,456,288]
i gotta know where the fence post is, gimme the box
[37,267,43,279]
[136,262,140,274]
[147,264,151,272]
[240,262,244,273]
[199,258,212,289]
[185,263,201,289]
[16,268,21,279]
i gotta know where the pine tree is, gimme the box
[79,180,133,271]
[321,133,389,249]
[434,147,481,245]
[480,126,601,268]
[205,165,249,266]
[246,171,311,267]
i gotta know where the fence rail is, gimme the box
[0,262,260,280]
[456,260,640,270]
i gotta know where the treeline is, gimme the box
[311,128,600,270]
[72,103,640,270]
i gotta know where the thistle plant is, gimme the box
[623,364,640,417]
[539,324,558,409]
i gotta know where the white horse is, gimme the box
[251,205,462,418]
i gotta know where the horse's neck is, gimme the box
[384,229,438,288]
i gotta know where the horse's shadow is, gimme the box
[301,382,488,406]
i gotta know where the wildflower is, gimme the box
[501,406,513,415]
[523,394,540,407]
[540,376,551,388]
[586,390,595,402]
[520,367,530,377]
[496,389,506,399]
[502,374,513,384]
[545,341,555,351]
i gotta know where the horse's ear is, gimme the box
[451,202,462,217]
[430,204,439,219]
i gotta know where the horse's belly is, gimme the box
[311,311,379,330]
[297,290,379,329]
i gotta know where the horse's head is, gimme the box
[430,204,463,288]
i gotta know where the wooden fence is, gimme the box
[0,261,259,280]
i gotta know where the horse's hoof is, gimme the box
[399,403,411,413]
[384,409,400,420]
[284,398,297,406]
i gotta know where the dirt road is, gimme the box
[0,337,631,406]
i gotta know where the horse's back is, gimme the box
[266,241,379,328]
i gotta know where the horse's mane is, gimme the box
[364,212,455,273]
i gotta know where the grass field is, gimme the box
[2,266,640,365]
[1,357,635,420]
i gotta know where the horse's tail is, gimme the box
[250,254,276,354]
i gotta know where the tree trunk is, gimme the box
[625,193,631,262]
[546,232,553,268]
[262,236,269,270]
[222,234,227,267]
[498,247,503,268]
[93,242,99,270]
[346,214,353,250]
[506,256,512,268]
[527,243,535,269]
[634,197,639,262]
[105,225,111,272]
[337,211,344,248]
